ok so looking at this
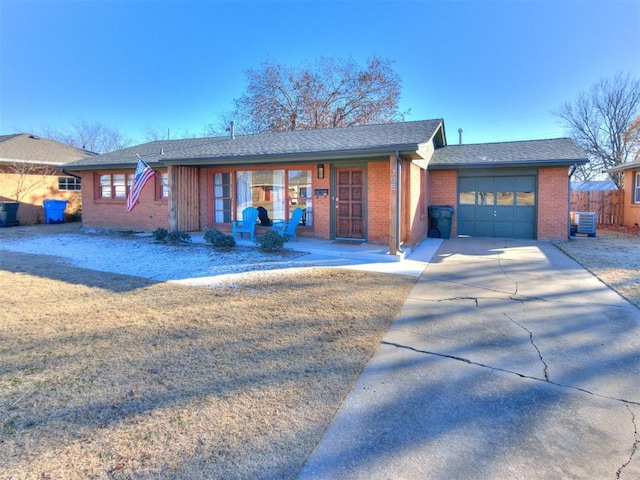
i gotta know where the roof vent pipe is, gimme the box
[458,128,463,145]
[230,121,235,140]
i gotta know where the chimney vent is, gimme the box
[458,128,464,145]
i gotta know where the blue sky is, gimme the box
[1,0,639,146]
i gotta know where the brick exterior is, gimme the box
[621,169,640,228]
[78,160,574,242]
[366,160,390,244]
[428,170,458,237]
[537,167,570,240]
[0,165,81,225]
[406,162,429,245]
[80,171,169,231]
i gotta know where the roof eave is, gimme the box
[605,161,640,173]
[428,158,589,170]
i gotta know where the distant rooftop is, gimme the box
[0,133,95,165]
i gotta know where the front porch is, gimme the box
[189,230,443,277]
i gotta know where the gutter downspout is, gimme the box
[568,164,578,239]
[395,151,404,255]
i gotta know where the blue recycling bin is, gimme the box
[43,199,68,224]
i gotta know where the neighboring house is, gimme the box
[63,120,587,251]
[0,133,94,225]
[606,158,640,228]
[571,180,618,191]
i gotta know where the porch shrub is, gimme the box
[152,228,191,245]
[152,228,168,242]
[256,230,286,252]
[166,231,191,245]
[204,228,236,251]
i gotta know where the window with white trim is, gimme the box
[58,176,81,191]
[634,172,640,204]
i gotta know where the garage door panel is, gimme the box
[457,174,537,239]
[494,222,514,238]
[495,206,514,222]
[515,206,535,223]
[475,221,494,237]
[476,206,495,222]
[514,222,535,238]
[495,177,514,191]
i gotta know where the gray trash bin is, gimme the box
[0,202,20,227]
[428,205,454,239]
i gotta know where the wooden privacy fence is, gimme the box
[570,190,623,225]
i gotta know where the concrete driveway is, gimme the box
[297,238,640,480]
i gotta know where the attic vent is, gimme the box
[29,135,40,140]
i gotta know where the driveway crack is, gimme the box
[497,255,519,296]
[616,404,639,479]
[503,313,549,381]
[380,341,640,407]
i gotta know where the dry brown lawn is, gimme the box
[0,241,415,479]
[555,225,640,309]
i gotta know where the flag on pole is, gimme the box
[126,156,155,212]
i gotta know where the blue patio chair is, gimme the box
[272,207,303,241]
[232,207,259,240]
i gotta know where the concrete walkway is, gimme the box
[297,237,640,480]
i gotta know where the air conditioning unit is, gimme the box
[570,212,597,237]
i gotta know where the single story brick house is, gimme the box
[0,133,93,225]
[606,158,640,228]
[64,120,587,251]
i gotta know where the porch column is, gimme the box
[389,154,398,255]
[168,165,177,232]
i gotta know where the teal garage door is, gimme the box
[457,175,537,239]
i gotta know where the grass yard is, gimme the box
[0,251,415,479]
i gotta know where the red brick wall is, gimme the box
[406,162,428,246]
[80,171,169,231]
[366,160,390,244]
[428,170,458,237]
[538,167,570,240]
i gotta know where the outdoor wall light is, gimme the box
[317,164,325,179]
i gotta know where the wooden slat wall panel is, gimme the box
[168,166,200,232]
[570,190,623,225]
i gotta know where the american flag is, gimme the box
[126,157,155,212]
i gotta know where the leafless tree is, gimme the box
[230,56,408,133]
[555,72,640,187]
[144,124,197,142]
[40,119,132,153]
[5,160,58,202]
[624,115,640,163]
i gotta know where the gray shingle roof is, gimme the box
[0,133,95,165]
[429,138,588,169]
[63,120,444,170]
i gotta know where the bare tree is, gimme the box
[5,160,58,202]
[40,119,132,153]
[230,56,408,133]
[624,115,640,162]
[555,72,640,187]
[144,124,197,142]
